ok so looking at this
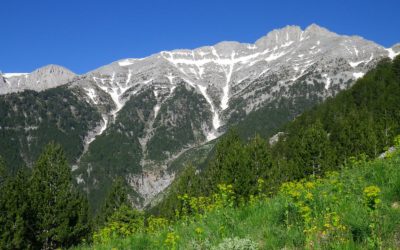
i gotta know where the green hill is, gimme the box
[75,145,400,249]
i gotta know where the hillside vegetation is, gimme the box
[75,144,400,249]
[0,86,104,171]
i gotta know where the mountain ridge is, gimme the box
[0,64,77,94]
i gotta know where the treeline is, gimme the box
[0,143,131,249]
[153,55,400,218]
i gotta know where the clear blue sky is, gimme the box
[1,0,399,74]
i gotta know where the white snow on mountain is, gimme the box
[3,73,29,78]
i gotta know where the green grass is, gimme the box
[75,152,400,250]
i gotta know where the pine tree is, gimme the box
[204,130,274,199]
[0,156,6,186]
[393,54,400,80]
[245,135,273,192]
[0,169,35,250]
[96,177,130,228]
[205,129,245,196]
[297,120,332,176]
[30,143,90,249]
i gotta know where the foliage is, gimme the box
[164,231,180,250]
[0,169,35,249]
[0,143,91,249]
[93,205,144,244]
[95,177,130,228]
[30,143,90,249]
[74,148,400,250]
[0,156,6,186]
[0,86,102,171]
[154,131,274,218]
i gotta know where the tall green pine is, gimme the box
[30,143,90,249]
[0,169,35,249]
[96,176,129,228]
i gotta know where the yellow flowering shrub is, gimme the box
[146,216,169,234]
[164,231,179,250]
[363,185,381,210]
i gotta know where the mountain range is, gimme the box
[0,24,399,208]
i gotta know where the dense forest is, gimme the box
[0,86,104,171]
[0,55,399,249]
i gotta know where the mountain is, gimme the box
[151,52,400,218]
[0,24,398,208]
[0,64,76,94]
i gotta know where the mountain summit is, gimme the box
[1,64,76,94]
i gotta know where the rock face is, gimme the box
[1,24,399,208]
[74,26,393,137]
[0,74,7,87]
[0,64,76,94]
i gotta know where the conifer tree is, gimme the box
[393,54,400,80]
[96,176,130,228]
[30,143,90,249]
[205,129,245,195]
[297,120,332,176]
[0,156,6,186]
[0,169,35,250]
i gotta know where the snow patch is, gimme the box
[281,41,294,48]
[84,88,98,104]
[198,85,220,141]
[86,115,108,145]
[353,46,359,57]
[386,48,399,59]
[353,72,365,79]
[118,58,141,66]
[258,68,270,77]
[126,70,132,84]
[3,73,29,78]
[76,175,84,184]
[153,104,160,119]
[170,86,176,94]
[265,51,287,62]
[221,51,235,110]
[166,73,175,84]
[349,54,373,68]
[77,115,109,165]
[95,72,134,120]
[322,74,331,90]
